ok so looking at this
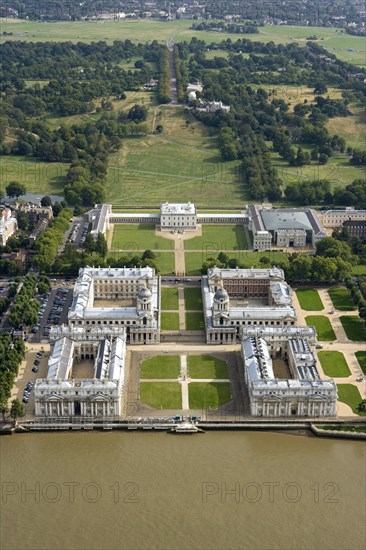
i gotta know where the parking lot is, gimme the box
[33,287,73,342]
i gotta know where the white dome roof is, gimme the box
[213,287,229,302]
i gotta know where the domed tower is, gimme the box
[213,286,229,312]
[137,285,152,312]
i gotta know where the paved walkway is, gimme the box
[180,355,189,411]
[178,287,186,330]
[107,224,114,249]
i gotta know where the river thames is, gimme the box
[1,431,365,550]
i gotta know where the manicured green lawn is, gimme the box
[328,288,355,311]
[184,288,203,310]
[337,384,366,416]
[184,251,289,276]
[161,288,179,310]
[340,316,366,341]
[188,355,228,379]
[188,383,232,410]
[140,382,182,409]
[154,252,175,275]
[161,312,180,331]
[296,289,324,311]
[305,316,336,341]
[111,224,174,250]
[317,351,351,377]
[184,225,249,251]
[140,355,181,379]
[185,312,205,330]
[355,351,366,375]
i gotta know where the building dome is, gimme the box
[138,286,152,300]
[213,287,229,302]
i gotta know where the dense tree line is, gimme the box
[156,45,171,104]
[0,334,25,419]
[32,209,72,272]
[191,21,258,34]
[8,275,38,328]
[173,45,188,103]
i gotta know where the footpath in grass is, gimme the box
[296,289,324,311]
[161,312,180,331]
[188,355,228,379]
[185,311,205,330]
[161,288,179,310]
[140,382,182,409]
[337,384,366,416]
[184,287,203,310]
[317,351,351,377]
[355,351,366,375]
[340,316,366,341]
[305,315,336,341]
[188,383,231,410]
[328,288,355,311]
[140,355,180,379]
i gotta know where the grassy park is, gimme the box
[296,289,324,311]
[140,382,182,409]
[188,355,228,379]
[305,315,336,341]
[340,316,366,341]
[188,383,232,410]
[337,384,366,416]
[328,288,355,311]
[140,355,181,379]
[111,224,173,250]
[355,352,366,375]
[161,312,180,331]
[184,288,203,310]
[184,250,289,276]
[184,225,249,251]
[317,351,351,378]
[161,288,179,310]
[0,155,68,195]
[185,312,205,330]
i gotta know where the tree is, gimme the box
[10,398,24,423]
[142,249,156,260]
[6,181,26,199]
[95,233,108,257]
[314,83,327,94]
[41,196,52,207]
[128,104,147,123]
[357,400,366,413]
[0,391,9,421]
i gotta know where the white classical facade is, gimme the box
[67,266,161,344]
[88,203,112,239]
[34,331,126,418]
[202,267,297,344]
[318,207,366,228]
[242,326,337,417]
[0,207,17,246]
[160,202,197,231]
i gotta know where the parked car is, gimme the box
[32,365,39,373]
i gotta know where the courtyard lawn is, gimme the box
[355,351,366,376]
[111,224,174,250]
[154,252,175,275]
[185,312,205,330]
[188,383,231,410]
[140,355,180,379]
[161,287,179,310]
[337,384,366,416]
[161,312,180,331]
[184,225,249,251]
[184,288,203,310]
[140,382,182,409]
[188,355,228,379]
[328,288,355,311]
[340,316,366,341]
[296,289,324,311]
[184,251,289,276]
[305,316,336,341]
[317,351,351,378]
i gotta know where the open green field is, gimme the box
[154,252,175,275]
[352,264,366,275]
[337,384,366,416]
[111,224,173,250]
[327,104,366,150]
[106,107,242,207]
[184,288,203,310]
[188,355,228,379]
[317,351,351,377]
[184,225,249,251]
[185,311,205,330]
[140,355,180,379]
[188,382,231,410]
[296,289,324,311]
[161,288,179,310]
[140,382,182,409]
[184,251,289,276]
[355,351,366,375]
[305,315,336,341]
[2,20,364,64]
[340,316,366,341]
[0,155,68,195]
[328,288,355,311]
[161,312,179,331]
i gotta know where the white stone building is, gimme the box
[0,207,17,246]
[202,267,297,344]
[88,204,112,240]
[160,202,197,231]
[34,331,126,418]
[67,266,161,344]
[241,326,337,417]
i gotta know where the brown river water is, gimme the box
[1,431,365,550]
